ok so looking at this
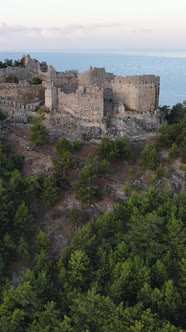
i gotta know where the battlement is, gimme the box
[78,67,114,88]
[56,84,104,129]
[58,85,104,106]
[112,75,160,85]
[57,85,104,100]
[0,55,161,138]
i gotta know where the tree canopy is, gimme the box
[1,101,186,330]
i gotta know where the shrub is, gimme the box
[5,74,18,83]
[169,143,179,159]
[56,137,72,156]
[67,209,86,225]
[73,140,82,152]
[155,165,166,178]
[0,111,7,121]
[128,166,134,175]
[74,181,99,203]
[97,136,131,161]
[31,77,42,85]
[123,182,131,195]
[140,144,160,170]
[29,116,49,145]
[150,173,157,183]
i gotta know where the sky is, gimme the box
[1,0,186,50]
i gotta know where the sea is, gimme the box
[1,49,186,107]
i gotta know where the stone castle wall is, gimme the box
[54,70,78,93]
[0,67,30,82]
[0,98,40,123]
[78,67,114,88]
[110,75,160,112]
[0,82,44,102]
[78,68,160,113]
[45,86,58,110]
[0,55,162,139]
[57,86,104,127]
[44,68,161,138]
[0,55,56,83]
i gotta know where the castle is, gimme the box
[0,55,162,139]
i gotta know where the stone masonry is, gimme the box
[0,55,161,139]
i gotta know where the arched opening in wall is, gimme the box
[109,98,112,103]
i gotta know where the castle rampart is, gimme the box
[112,75,159,85]
[78,67,114,88]
[0,82,44,102]
[57,86,104,127]
[0,55,162,139]
[110,75,160,112]
[0,97,40,123]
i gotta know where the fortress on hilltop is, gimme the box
[0,54,162,139]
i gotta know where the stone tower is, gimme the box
[45,85,58,111]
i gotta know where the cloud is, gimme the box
[130,28,153,34]
[0,21,158,50]
[0,22,128,50]
[140,28,153,33]
[0,22,123,39]
[0,22,126,49]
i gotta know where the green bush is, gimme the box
[97,136,131,161]
[155,164,166,178]
[140,143,160,170]
[150,173,157,183]
[73,140,82,152]
[128,166,134,175]
[31,77,42,85]
[169,143,179,159]
[123,182,131,195]
[5,74,18,83]
[75,181,99,203]
[55,137,72,156]
[29,116,49,144]
[0,111,7,121]
[67,209,85,225]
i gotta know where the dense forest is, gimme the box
[0,103,186,331]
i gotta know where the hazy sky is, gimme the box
[1,0,186,50]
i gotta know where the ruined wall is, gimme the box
[0,55,162,139]
[0,98,40,123]
[0,82,44,103]
[0,67,30,82]
[0,55,57,83]
[54,70,78,93]
[78,67,113,88]
[45,86,58,110]
[78,69,159,113]
[57,86,104,128]
[111,75,160,112]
